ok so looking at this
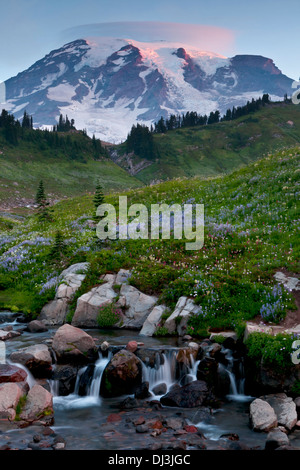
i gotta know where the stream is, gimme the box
[1,310,300,451]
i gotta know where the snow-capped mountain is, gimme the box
[2,37,294,143]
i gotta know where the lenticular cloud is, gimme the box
[62,21,236,56]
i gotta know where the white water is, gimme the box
[53,352,111,410]
[142,349,201,397]
[7,359,36,389]
[221,348,252,403]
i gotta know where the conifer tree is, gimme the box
[49,230,66,262]
[93,181,105,224]
[35,180,52,221]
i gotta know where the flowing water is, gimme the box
[2,311,300,450]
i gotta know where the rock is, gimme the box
[139,305,167,336]
[136,424,149,433]
[100,341,110,353]
[51,324,97,364]
[26,320,48,333]
[134,381,151,399]
[77,364,95,396]
[71,281,117,328]
[119,397,140,409]
[249,398,278,432]
[101,349,143,397]
[0,329,21,341]
[261,393,297,431]
[19,384,53,425]
[60,262,90,278]
[243,323,273,342]
[163,417,184,430]
[135,349,164,369]
[0,364,28,383]
[152,383,167,396]
[50,364,79,396]
[160,380,215,408]
[265,428,290,450]
[10,344,52,378]
[38,262,89,326]
[0,383,23,420]
[274,271,299,291]
[164,297,202,335]
[115,269,131,285]
[126,341,138,353]
[294,396,300,414]
[38,299,69,327]
[209,331,238,343]
[259,360,300,394]
[120,285,158,330]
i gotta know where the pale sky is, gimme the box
[0,0,299,82]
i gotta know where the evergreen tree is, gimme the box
[93,181,105,223]
[48,230,66,261]
[35,180,52,222]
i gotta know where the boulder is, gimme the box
[50,364,79,396]
[249,398,278,432]
[126,341,138,353]
[51,324,97,364]
[164,297,202,335]
[0,364,27,383]
[71,281,117,328]
[19,384,53,425]
[38,262,89,326]
[160,380,215,408]
[265,428,290,450]
[243,323,273,342]
[120,285,158,329]
[139,305,167,336]
[274,272,299,292]
[115,269,131,285]
[261,394,297,431]
[26,320,48,333]
[134,381,151,399]
[0,329,21,341]
[38,299,69,327]
[152,383,167,396]
[9,344,52,378]
[0,382,23,420]
[101,349,143,397]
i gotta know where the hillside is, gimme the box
[0,145,298,338]
[112,102,300,184]
[0,124,142,213]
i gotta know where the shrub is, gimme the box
[97,303,123,328]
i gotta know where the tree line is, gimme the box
[0,109,106,160]
[125,94,274,160]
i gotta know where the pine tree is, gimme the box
[93,181,105,224]
[49,230,66,262]
[35,180,52,221]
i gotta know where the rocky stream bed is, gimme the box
[1,309,300,452]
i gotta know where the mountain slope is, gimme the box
[111,102,300,184]
[0,128,142,212]
[2,37,294,143]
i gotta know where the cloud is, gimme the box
[62,21,236,55]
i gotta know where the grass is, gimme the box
[0,130,143,210]
[0,144,298,335]
[114,102,300,184]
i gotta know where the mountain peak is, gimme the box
[2,37,293,143]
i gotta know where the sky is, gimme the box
[0,0,299,82]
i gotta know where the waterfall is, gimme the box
[142,350,177,394]
[142,349,200,396]
[221,348,251,402]
[53,352,111,409]
[7,359,36,389]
